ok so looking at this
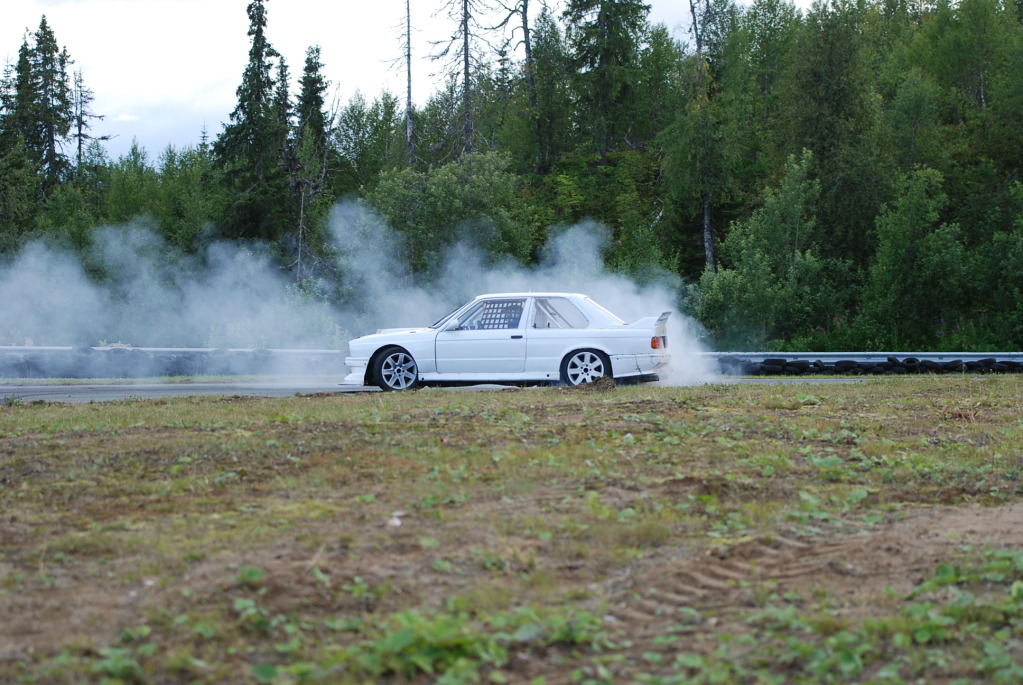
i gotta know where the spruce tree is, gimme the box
[214,0,291,244]
[530,11,574,172]
[0,38,37,155]
[30,16,74,192]
[563,0,650,164]
[0,17,76,195]
[0,139,37,255]
[296,47,328,148]
[284,45,336,282]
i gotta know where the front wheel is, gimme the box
[373,347,419,391]
[560,350,611,386]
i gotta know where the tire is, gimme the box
[373,347,419,391]
[560,349,611,386]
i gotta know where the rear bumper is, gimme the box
[611,352,670,377]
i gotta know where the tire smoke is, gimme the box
[0,201,718,384]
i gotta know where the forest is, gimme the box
[2,0,1023,352]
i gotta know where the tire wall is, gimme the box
[716,355,1023,376]
[0,348,343,379]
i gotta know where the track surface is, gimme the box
[0,381,372,403]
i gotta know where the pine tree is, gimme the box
[284,45,337,282]
[563,0,650,164]
[530,10,575,172]
[784,0,889,268]
[213,0,291,243]
[0,139,37,255]
[155,142,218,254]
[336,92,401,189]
[29,16,74,192]
[0,37,36,155]
[295,47,328,148]
[0,17,76,195]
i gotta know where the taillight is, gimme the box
[651,336,667,349]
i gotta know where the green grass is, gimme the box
[1,377,1022,683]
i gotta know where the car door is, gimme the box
[434,297,528,374]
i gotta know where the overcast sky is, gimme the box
[3,0,693,159]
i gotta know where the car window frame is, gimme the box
[529,297,590,330]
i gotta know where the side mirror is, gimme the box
[443,318,462,331]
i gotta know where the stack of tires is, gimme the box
[721,355,1023,376]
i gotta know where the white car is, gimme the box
[343,292,670,390]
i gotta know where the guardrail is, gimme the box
[2,347,1022,379]
[711,352,1023,376]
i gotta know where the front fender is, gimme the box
[366,338,438,375]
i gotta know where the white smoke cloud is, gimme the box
[0,241,113,346]
[0,201,718,384]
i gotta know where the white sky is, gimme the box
[2,0,692,158]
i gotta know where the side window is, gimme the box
[459,298,525,330]
[531,298,589,329]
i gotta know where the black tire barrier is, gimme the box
[0,348,344,379]
[717,355,1023,377]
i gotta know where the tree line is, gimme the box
[2,0,1023,351]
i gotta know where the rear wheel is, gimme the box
[373,347,419,391]
[560,350,611,386]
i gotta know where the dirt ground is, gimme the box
[3,380,1023,682]
[4,497,1023,681]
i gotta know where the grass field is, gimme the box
[2,377,1023,684]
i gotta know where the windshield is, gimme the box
[430,300,473,328]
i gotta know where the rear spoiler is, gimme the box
[655,311,670,336]
[625,311,671,335]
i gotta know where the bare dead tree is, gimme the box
[689,0,716,270]
[431,0,500,158]
[403,0,417,166]
[384,0,420,167]
[70,69,111,175]
[488,0,547,171]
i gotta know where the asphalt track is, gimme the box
[0,376,874,403]
[0,380,375,403]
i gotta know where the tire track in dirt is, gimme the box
[599,503,1023,674]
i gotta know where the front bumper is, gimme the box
[342,356,369,386]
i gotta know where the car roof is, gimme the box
[468,293,626,325]
[472,292,587,299]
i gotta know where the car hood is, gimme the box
[348,327,435,353]
[373,327,434,335]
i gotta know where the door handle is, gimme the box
[511,335,523,339]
